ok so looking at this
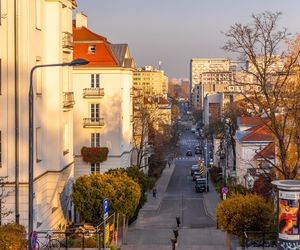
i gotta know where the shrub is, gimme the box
[0,223,26,250]
[217,194,273,237]
[209,166,222,183]
[72,173,141,225]
[252,175,273,201]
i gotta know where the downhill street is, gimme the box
[122,125,234,250]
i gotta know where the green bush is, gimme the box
[72,173,141,225]
[0,223,26,250]
[217,194,273,237]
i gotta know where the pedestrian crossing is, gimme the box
[179,139,200,147]
[175,156,202,161]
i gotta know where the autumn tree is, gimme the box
[72,173,141,225]
[223,11,300,179]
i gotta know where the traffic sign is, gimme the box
[103,198,109,220]
[221,187,229,194]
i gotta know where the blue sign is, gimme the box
[103,198,109,220]
[222,187,229,194]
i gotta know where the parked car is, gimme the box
[195,178,209,192]
[193,171,201,181]
[195,148,201,155]
[191,165,199,176]
[186,150,193,156]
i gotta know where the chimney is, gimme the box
[76,12,88,28]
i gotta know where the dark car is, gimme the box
[195,178,209,192]
[191,165,199,176]
[186,150,193,156]
[195,148,201,155]
[193,172,201,181]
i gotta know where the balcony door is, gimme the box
[90,103,100,122]
[91,74,100,88]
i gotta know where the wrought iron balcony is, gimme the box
[83,118,105,128]
[62,32,73,49]
[83,88,104,98]
[63,92,75,108]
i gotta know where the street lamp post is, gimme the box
[28,58,89,247]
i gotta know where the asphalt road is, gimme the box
[124,124,229,249]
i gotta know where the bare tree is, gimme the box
[132,91,160,169]
[223,11,300,179]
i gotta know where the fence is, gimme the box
[242,231,277,249]
[35,213,127,249]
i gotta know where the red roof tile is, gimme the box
[73,26,118,66]
[255,142,275,159]
[239,117,265,126]
[73,26,108,42]
[240,124,273,142]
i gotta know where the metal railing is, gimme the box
[243,231,277,249]
[83,118,105,128]
[63,92,75,108]
[62,32,73,49]
[83,88,104,98]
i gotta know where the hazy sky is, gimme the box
[76,0,300,79]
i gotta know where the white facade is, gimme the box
[203,92,223,125]
[190,58,231,91]
[0,0,76,231]
[73,68,133,178]
[235,142,269,188]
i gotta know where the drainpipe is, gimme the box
[14,0,20,224]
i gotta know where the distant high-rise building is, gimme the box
[133,66,168,96]
[190,58,238,109]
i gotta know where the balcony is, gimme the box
[83,88,104,98]
[83,118,105,128]
[62,32,73,49]
[63,92,75,109]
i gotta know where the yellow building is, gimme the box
[133,66,168,96]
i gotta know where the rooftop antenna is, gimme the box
[158,60,162,70]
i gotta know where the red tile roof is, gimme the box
[255,142,275,159]
[240,124,273,142]
[73,26,118,66]
[239,117,265,126]
[73,26,108,42]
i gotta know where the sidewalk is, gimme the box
[139,162,176,212]
[130,162,176,230]
[202,177,221,221]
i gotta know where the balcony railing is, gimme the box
[83,118,105,128]
[62,32,73,49]
[63,92,75,108]
[83,88,104,98]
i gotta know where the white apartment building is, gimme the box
[72,13,134,178]
[0,0,76,231]
[190,58,231,91]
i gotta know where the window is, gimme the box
[90,104,100,121]
[35,0,41,30]
[91,74,100,88]
[213,84,215,92]
[91,163,100,174]
[88,45,96,54]
[91,133,100,147]
[36,127,42,162]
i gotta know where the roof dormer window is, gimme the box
[88,45,96,54]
